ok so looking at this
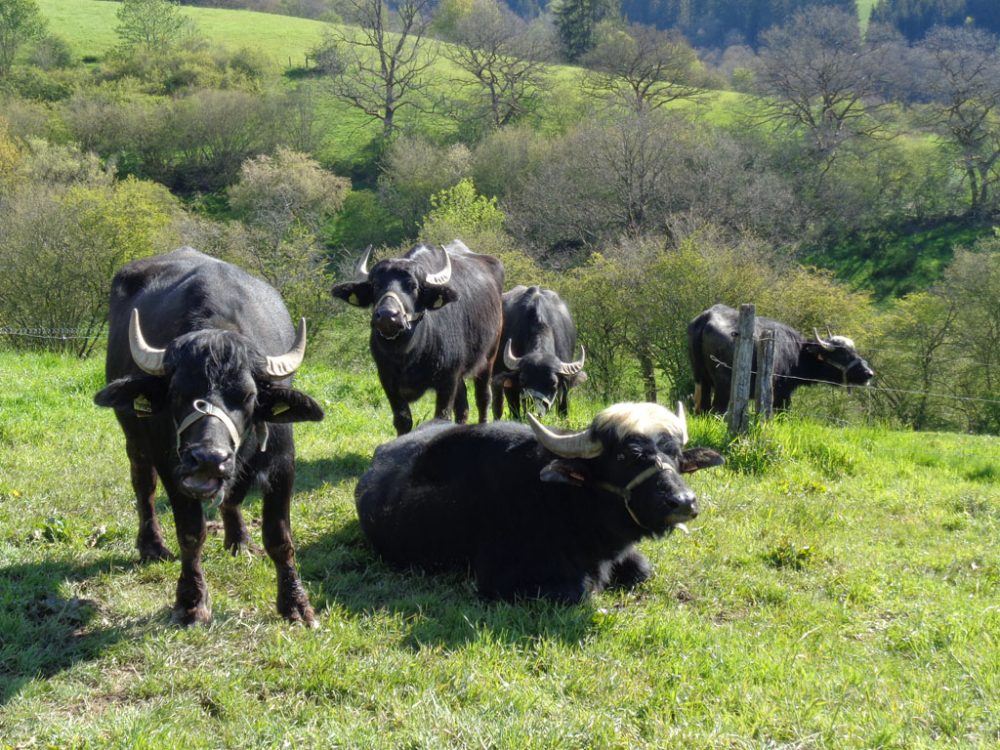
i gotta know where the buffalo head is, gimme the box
[331,244,458,340]
[528,402,723,535]
[500,340,587,417]
[805,328,875,387]
[94,310,323,503]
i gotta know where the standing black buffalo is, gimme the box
[491,285,587,420]
[94,248,324,626]
[355,402,724,603]
[687,303,874,413]
[332,240,504,435]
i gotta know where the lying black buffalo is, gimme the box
[687,303,874,414]
[355,402,723,603]
[94,248,324,626]
[332,240,504,435]
[491,285,587,420]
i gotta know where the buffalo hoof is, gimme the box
[138,540,175,563]
[279,594,317,627]
[224,535,261,557]
[608,552,652,590]
[171,603,212,627]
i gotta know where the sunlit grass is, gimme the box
[2,349,999,748]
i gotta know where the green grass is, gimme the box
[806,220,994,299]
[2,349,999,748]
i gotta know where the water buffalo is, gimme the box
[332,240,504,435]
[355,402,724,603]
[491,285,587,420]
[94,247,324,625]
[687,303,874,413]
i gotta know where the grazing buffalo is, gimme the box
[94,248,324,626]
[355,402,724,603]
[687,303,874,414]
[491,285,587,420]
[332,241,504,435]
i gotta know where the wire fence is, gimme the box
[708,354,1000,408]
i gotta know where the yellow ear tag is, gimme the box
[272,403,290,416]
[349,293,359,306]
[133,395,153,416]
[432,297,444,309]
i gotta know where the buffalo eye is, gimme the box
[616,452,625,462]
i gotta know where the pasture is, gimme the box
[1,348,998,748]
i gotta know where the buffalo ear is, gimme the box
[540,459,590,486]
[332,280,374,307]
[418,284,458,311]
[679,447,724,474]
[257,387,324,423]
[94,374,168,416]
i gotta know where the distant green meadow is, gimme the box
[1,349,998,748]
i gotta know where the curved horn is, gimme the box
[675,401,689,446]
[813,328,834,351]
[355,245,373,278]
[557,345,586,376]
[527,413,603,458]
[424,246,452,286]
[503,339,523,371]
[129,309,167,376]
[826,324,834,339]
[264,318,307,380]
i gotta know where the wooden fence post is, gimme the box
[756,329,775,421]
[727,303,755,435]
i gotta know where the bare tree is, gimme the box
[915,26,1000,217]
[752,7,899,169]
[581,22,703,113]
[313,0,437,142]
[445,0,552,131]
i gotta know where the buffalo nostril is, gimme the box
[190,446,232,471]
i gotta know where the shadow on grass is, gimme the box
[298,521,594,650]
[295,452,371,492]
[0,555,152,707]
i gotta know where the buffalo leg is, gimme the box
[167,491,211,625]
[126,438,172,562]
[454,381,471,424]
[261,462,315,626]
[387,394,412,436]
[606,548,652,590]
[491,380,505,420]
[221,474,257,556]
[434,377,461,423]
[473,370,492,424]
[556,383,569,418]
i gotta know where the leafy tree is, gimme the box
[582,21,702,113]
[378,135,471,234]
[0,153,180,354]
[0,0,46,77]
[228,147,349,239]
[312,0,437,142]
[115,0,196,55]
[551,0,617,62]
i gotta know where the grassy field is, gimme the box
[1,349,999,748]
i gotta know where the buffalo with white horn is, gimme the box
[354,402,723,603]
[492,285,587,420]
[94,248,324,626]
[687,303,874,414]
[332,240,504,435]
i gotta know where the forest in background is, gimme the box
[2,0,1000,434]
